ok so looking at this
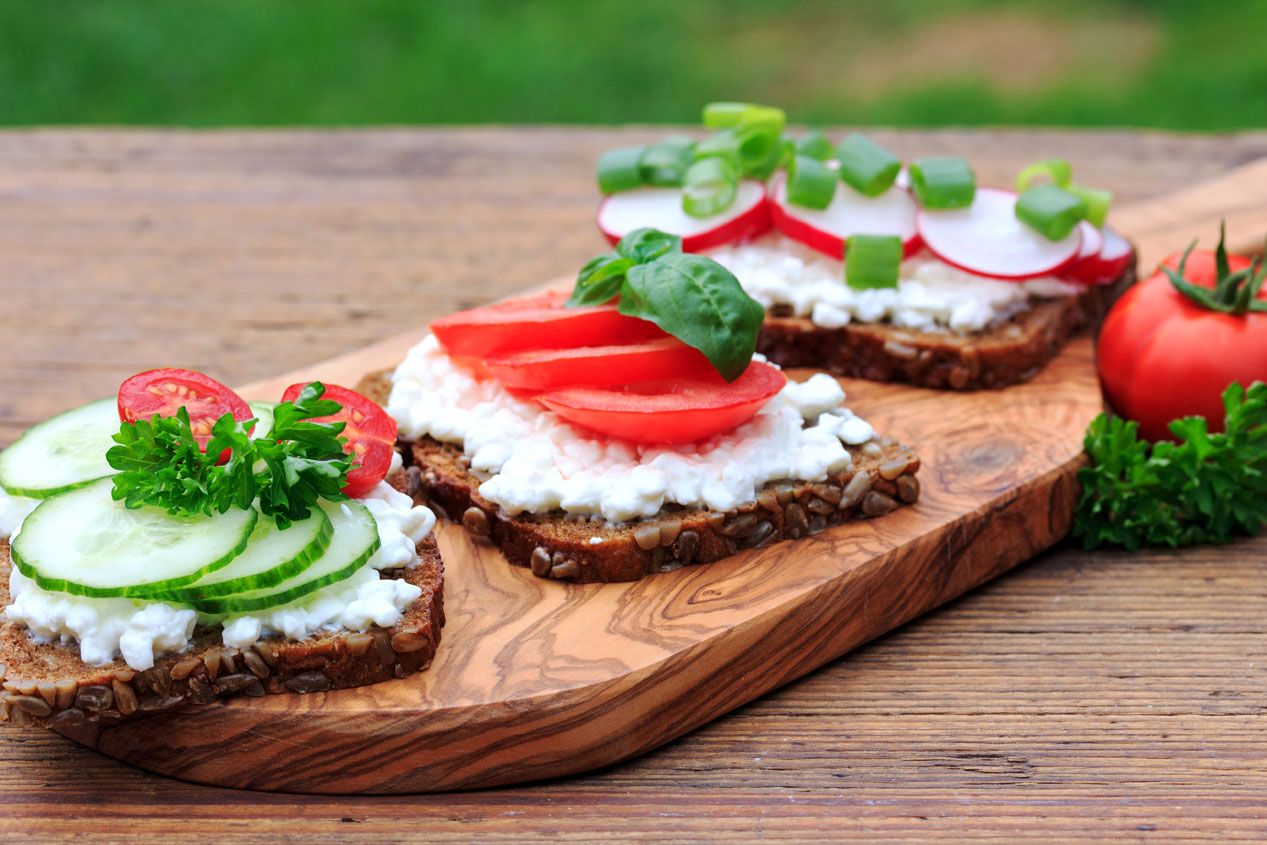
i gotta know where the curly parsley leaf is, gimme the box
[108,382,352,529]
[1074,381,1267,549]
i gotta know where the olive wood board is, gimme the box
[49,160,1267,794]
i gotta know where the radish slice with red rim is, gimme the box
[597,180,771,253]
[1074,220,1103,261]
[916,187,1083,281]
[1070,225,1134,285]
[769,176,921,260]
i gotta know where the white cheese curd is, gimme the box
[389,336,876,522]
[219,566,422,650]
[4,567,197,670]
[0,487,39,539]
[2,481,436,669]
[710,236,1081,334]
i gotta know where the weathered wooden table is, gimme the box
[2,129,1266,842]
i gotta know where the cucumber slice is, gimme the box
[191,498,379,615]
[248,401,276,440]
[0,398,119,499]
[143,505,333,602]
[11,478,256,598]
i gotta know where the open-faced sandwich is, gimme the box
[361,230,921,583]
[593,102,1137,389]
[0,369,443,728]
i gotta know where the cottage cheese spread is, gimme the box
[711,236,1081,333]
[0,488,38,539]
[389,336,876,522]
[2,480,436,671]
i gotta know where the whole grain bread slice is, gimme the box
[0,472,445,730]
[358,371,921,584]
[756,265,1135,389]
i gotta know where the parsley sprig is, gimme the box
[107,382,352,529]
[1074,382,1267,549]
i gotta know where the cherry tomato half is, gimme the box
[536,360,788,444]
[430,291,665,359]
[118,368,253,450]
[484,337,715,393]
[281,383,398,498]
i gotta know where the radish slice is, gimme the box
[769,176,921,260]
[597,180,771,253]
[916,188,1083,281]
[1070,225,1134,285]
[1075,220,1103,261]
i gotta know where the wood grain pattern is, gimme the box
[54,336,1101,793]
[2,129,1267,836]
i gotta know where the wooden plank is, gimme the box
[2,129,1267,835]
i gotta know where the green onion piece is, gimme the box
[909,157,976,209]
[702,102,786,134]
[1015,185,1088,241]
[786,155,837,210]
[695,130,742,168]
[836,133,901,197]
[597,146,646,194]
[735,124,785,180]
[1068,184,1113,227]
[845,234,903,290]
[682,156,739,218]
[795,129,835,161]
[1016,158,1072,192]
[638,137,695,187]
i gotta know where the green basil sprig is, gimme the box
[567,228,764,382]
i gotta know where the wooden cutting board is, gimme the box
[51,159,1267,795]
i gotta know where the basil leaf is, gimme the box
[619,253,764,382]
[615,228,682,263]
[568,253,633,306]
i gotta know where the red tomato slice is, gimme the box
[484,338,716,393]
[536,361,788,444]
[430,291,665,358]
[281,383,398,498]
[118,368,253,450]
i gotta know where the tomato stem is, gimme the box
[1164,222,1267,315]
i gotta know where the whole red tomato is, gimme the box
[1097,235,1267,441]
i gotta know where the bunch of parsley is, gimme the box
[107,382,352,528]
[1074,381,1267,549]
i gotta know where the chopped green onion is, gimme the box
[596,146,647,194]
[845,235,903,290]
[682,157,739,218]
[1016,158,1072,192]
[836,133,901,198]
[786,155,836,210]
[639,137,695,187]
[909,157,976,209]
[734,124,785,180]
[695,130,741,166]
[702,102,786,134]
[1068,184,1113,227]
[1015,185,1088,241]
[795,129,835,162]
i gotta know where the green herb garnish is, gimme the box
[909,156,976,209]
[1015,184,1087,241]
[107,382,352,529]
[567,228,764,381]
[836,132,901,198]
[1074,382,1267,549]
[845,234,903,290]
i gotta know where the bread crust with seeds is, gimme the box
[0,473,445,729]
[358,371,921,584]
[756,265,1135,389]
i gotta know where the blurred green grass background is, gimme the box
[2,0,1264,129]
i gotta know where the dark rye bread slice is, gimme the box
[357,371,920,584]
[0,473,445,730]
[757,264,1136,389]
